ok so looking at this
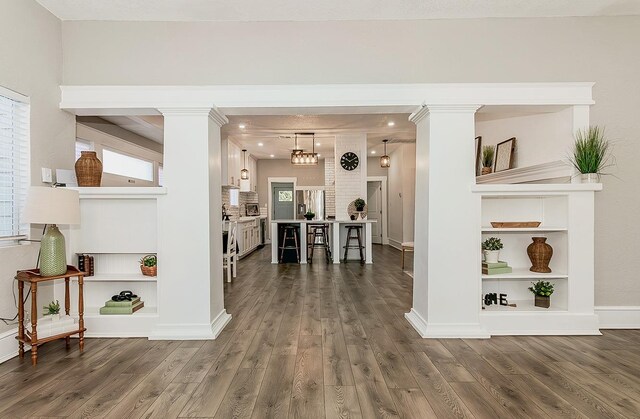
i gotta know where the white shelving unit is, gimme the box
[58,187,166,337]
[474,183,602,335]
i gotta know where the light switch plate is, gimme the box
[41,167,53,183]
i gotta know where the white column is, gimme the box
[151,107,231,340]
[365,223,373,264]
[405,105,489,338]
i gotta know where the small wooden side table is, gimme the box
[15,265,86,365]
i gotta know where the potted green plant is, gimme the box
[482,237,503,263]
[139,254,157,277]
[43,300,61,320]
[481,145,495,175]
[569,125,613,183]
[528,280,554,308]
[354,198,366,212]
[304,210,315,220]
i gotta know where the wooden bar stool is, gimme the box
[343,225,365,263]
[308,223,332,263]
[279,224,300,263]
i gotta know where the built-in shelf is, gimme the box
[482,268,568,280]
[83,306,158,318]
[76,274,157,282]
[482,299,567,313]
[482,227,567,233]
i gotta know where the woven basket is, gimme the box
[140,265,157,277]
[75,151,103,187]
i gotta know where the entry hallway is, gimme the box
[1,246,639,418]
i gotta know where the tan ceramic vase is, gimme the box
[75,151,103,186]
[527,237,553,273]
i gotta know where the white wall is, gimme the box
[59,16,640,306]
[386,145,416,247]
[0,0,75,334]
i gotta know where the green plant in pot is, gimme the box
[569,125,613,183]
[43,300,61,320]
[529,280,554,308]
[140,254,157,277]
[304,210,315,220]
[482,237,503,264]
[481,145,495,175]
[354,198,366,212]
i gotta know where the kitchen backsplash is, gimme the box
[221,186,258,218]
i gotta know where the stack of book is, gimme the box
[482,261,513,275]
[99,296,144,315]
[28,315,77,339]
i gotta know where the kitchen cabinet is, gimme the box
[221,139,242,187]
[236,217,263,258]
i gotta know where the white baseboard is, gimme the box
[596,306,640,328]
[388,239,402,250]
[405,308,491,339]
[149,309,231,340]
[0,328,30,364]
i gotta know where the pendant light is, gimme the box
[241,149,249,180]
[290,133,318,165]
[380,139,390,168]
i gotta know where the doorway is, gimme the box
[272,182,295,220]
[367,180,383,244]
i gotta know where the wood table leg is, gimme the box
[78,275,84,352]
[65,278,71,348]
[17,280,24,359]
[30,282,38,366]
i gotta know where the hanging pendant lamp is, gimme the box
[241,149,249,180]
[380,139,390,168]
[290,133,318,165]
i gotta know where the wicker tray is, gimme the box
[490,221,541,228]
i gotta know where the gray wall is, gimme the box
[58,15,640,306]
[256,159,325,209]
[0,0,75,332]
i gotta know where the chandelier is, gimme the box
[380,139,390,168]
[290,133,318,165]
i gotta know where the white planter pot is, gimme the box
[483,250,500,264]
[49,313,61,322]
[581,173,600,183]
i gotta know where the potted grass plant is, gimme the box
[528,280,554,308]
[569,126,613,183]
[481,145,495,175]
[43,300,61,321]
[139,254,157,277]
[482,237,503,263]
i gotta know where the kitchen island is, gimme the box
[270,219,376,264]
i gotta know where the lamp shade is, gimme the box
[22,187,80,225]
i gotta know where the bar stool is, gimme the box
[343,225,365,263]
[308,224,332,263]
[279,225,300,263]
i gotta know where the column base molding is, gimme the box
[149,310,231,340]
[405,308,490,338]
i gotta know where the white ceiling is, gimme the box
[37,0,640,21]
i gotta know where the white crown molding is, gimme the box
[60,83,595,116]
[209,107,229,127]
[409,104,482,123]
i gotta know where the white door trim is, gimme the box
[267,177,297,242]
[367,176,388,245]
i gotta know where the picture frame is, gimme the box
[475,136,482,176]
[494,137,516,172]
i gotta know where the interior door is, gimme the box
[367,181,383,244]
[272,182,294,220]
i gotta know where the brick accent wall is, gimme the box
[334,134,367,219]
[325,157,335,217]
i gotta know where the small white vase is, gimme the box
[581,173,600,183]
[484,250,500,264]
[50,313,61,322]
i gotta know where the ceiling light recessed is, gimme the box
[239,124,246,129]
[258,142,263,146]
[387,121,395,127]
[270,154,275,158]
[316,142,321,146]
[371,150,376,154]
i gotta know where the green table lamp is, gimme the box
[22,187,80,277]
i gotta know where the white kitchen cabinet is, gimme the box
[221,139,242,187]
[236,217,263,258]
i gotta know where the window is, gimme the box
[158,164,164,187]
[229,189,239,206]
[0,88,29,240]
[75,139,93,161]
[278,190,292,202]
[102,148,154,181]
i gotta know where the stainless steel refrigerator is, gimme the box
[296,189,325,220]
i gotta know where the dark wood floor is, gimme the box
[1,245,640,418]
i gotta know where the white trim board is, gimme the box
[0,328,29,364]
[596,306,640,328]
[475,160,572,184]
[388,238,402,250]
[367,176,389,245]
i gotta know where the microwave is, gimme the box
[246,203,259,216]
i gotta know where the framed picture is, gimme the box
[494,137,516,172]
[475,136,482,176]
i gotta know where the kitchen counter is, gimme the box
[270,219,376,264]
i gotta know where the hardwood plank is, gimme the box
[390,388,438,419]
[322,318,355,386]
[324,386,363,419]
[449,382,513,419]
[139,382,198,419]
[506,374,588,418]
[214,368,266,419]
[251,355,297,419]
[290,335,324,418]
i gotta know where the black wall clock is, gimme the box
[340,152,359,171]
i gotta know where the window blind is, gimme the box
[0,90,29,240]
